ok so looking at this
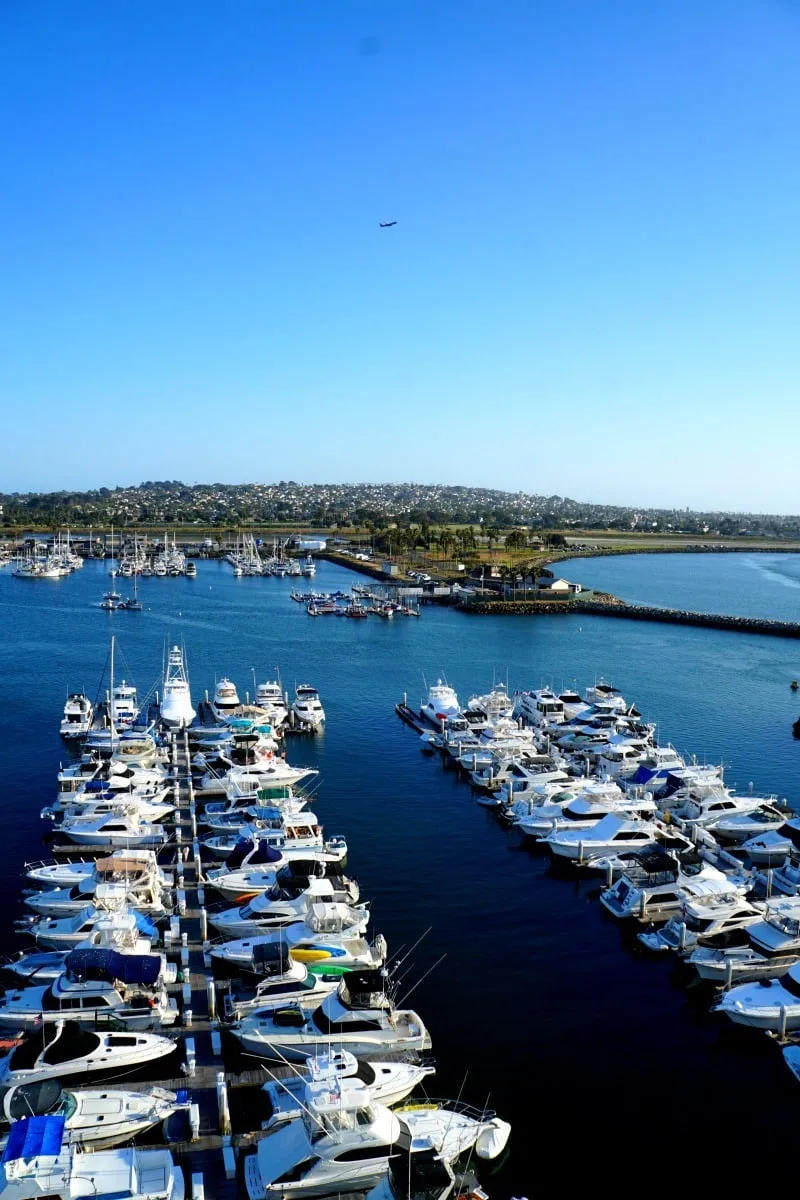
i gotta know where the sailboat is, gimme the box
[120,573,142,611]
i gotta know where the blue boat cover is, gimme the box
[84,780,106,792]
[133,910,158,939]
[628,765,660,785]
[65,948,161,985]
[2,1115,66,1163]
[226,838,283,869]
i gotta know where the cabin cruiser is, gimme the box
[197,758,317,796]
[232,968,430,1062]
[600,855,747,922]
[208,877,361,938]
[689,899,800,983]
[465,682,513,725]
[22,892,157,952]
[24,850,169,892]
[0,948,177,1032]
[714,962,800,1031]
[59,695,93,741]
[521,790,655,840]
[707,803,788,842]
[201,809,330,860]
[212,902,371,965]
[23,866,170,919]
[545,813,664,862]
[513,688,566,729]
[0,1081,185,1148]
[256,681,289,727]
[211,678,241,722]
[206,842,347,903]
[110,682,139,728]
[45,792,175,828]
[55,809,167,849]
[420,680,460,727]
[212,924,387,976]
[0,1020,177,1087]
[742,830,792,866]
[221,948,344,1018]
[160,645,196,728]
[5,910,158,983]
[242,1060,505,1197]
[617,744,686,791]
[0,1116,183,1198]
[638,894,764,953]
[292,685,326,729]
[673,789,767,828]
[261,1050,435,1127]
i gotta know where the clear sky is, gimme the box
[1,1,799,510]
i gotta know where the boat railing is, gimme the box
[397,1097,497,1123]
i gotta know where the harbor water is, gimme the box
[3,553,800,1190]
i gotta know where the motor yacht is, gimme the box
[521,789,654,840]
[211,678,241,722]
[420,680,460,727]
[292,685,325,729]
[23,868,169,920]
[23,892,156,952]
[741,830,792,866]
[512,688,566,728]
[212,924,387,976]
[59,695,93,741]
[707,803,789,842]
[0,948,177,1032]
[56,811,167,849]
[4,910,157,983]
[232,968,430,1064]
[261,1051,436,1128]
[197,758,317,796]
[160,645,196,728]
[0,1117,183,1198]
[689,898,800,983]
[673,789,767,828]
[208,877,361,938]
[0,1081,185,1148]
[24,851,168,892]
[242,1063,504,1197]
[255,681,289,727]
[207,841,347,903]
[0,1020,177,1087]
[600,855,746,922]
[638,894,764,953]
[714,962,800,1031]
[545,813,664,862]
[221,949,344,1018]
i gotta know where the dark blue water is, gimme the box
[3,555,800,1192]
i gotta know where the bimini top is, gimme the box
[3,1114,66,1163]
[65,948,161,986]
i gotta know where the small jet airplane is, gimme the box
[379,220,397,227]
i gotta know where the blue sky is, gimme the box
[1,1,799,510]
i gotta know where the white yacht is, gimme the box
[1,1081,185,1148]
[243,1066,505,1198]
[56,810,167,849]
[261,1050,435,1127]
[59,694,93,740]
[111,682,139,728]
[0,949,177,1032]
[689,899,800,983]
[208,878,361,938]
[231,968,430,1062]
[0,1119,183,1199]
[420,680,460,727]
[600,857,746,923]
[0,1020,177,1087]
[5,910,157,983]
[24,850,168,891]
[292,685,325,729]
[714,963,800,1031]
[212,924,387,976]
[160,644,196,728]
[545,813,663,862]
[211,678,241,722]
[520,789,654,840]
[638,895,764,953]
[256,681,289,727]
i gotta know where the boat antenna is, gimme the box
[396,952,447,1007]
[388,926,432,975]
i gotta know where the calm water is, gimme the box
[3,554,800,1191]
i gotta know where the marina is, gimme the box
[4,554,800,1192]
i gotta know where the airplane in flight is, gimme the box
[379,220,397,227]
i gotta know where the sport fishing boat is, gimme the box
[0,1116,183,1198]
[24,850,169,891]
[0,1082,186,1148]
[260,1050,436,1128]
[160,645,196,728]
[0,1020,177,1087]
[420,680,460,727]
[255,681,289,727]
[292,685,326,729]
[689,898,800,983]
[221,947,344,1018]
[242,1063,506,1197]
[714,962,800,1031]
[55,810,167,849]
[206,842,347,903]
[59,695,94,741]
[231,968,430,1062]
[212,923,387,976]
[544,813,664,861]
